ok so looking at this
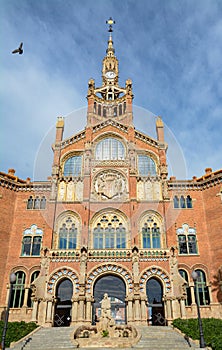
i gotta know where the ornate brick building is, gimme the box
[0,22,222,327]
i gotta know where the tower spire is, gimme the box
[106,17,115,57]
[106,17,115,33]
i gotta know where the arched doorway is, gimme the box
[146,277,165,326]
[93,275,126,325]
[54,278,73,327]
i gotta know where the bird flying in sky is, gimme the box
[12,42,23,54]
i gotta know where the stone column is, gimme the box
[190,284,196,305]
[126,295,133,323]
[45,299,53,325]
[31,299,38,322]
[85,296,93,323]
[171,297,181,319]
[165,298,172,321]
[78,297,85,322]
[71,297,79,324]
[134,297,141,323]
[23,287,29,307]
[180,299,186,319]
[140,296,147,324]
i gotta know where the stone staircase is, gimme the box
[9,327,77,350]
[134,326,201,349]
[9,325,204,350]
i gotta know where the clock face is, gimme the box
[105,71,116,79]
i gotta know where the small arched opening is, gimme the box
[54,278,73,327]
[146,277,165,326]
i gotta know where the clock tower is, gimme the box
[87,18,133,126]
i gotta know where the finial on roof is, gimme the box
[105,18,115,57]
[106,17,115,33]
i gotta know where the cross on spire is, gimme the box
[106,17,115,32]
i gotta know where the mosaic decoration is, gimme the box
[47,268,79,294]
[139,267,171,293]
[86,264,133,294]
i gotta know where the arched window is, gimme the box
[180,195,186,208]
[40,196,46,209]
[21,225,43,256]
[93,214,127,249]
[10,271,26,308]
[174,195,193,208]
[103,107,107,117]
[27,196,33,209]
[179,269,192,305]
[34,196,40,209]
[186,195,192,208]
[95,138,125,160]
[173,196,179,208]
[119,104,122,115]
[177,224,197,254]
[98,104,101,116]
[138,155,156,176]
[141,214,161,249]
[27,271,40,307]
[194,270,210,305]
[58,216,79,249]
[63,156,82,177]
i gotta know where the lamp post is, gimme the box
[1,273,16,350]
[191,270,206,348]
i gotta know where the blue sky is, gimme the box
[0,0,222,180]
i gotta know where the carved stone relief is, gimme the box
[137,178,162,201]
[92,170,128,201]
[58,179,83,202]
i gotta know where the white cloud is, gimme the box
[0,0,221,180]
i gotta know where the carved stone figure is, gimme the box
[79,250,87,284]
[137,180,144,200]
[101,293,111,318]
[169,247,187,298]
[67,181,75,201]
[75,180,83,201]
[145,181,153,200]
[132,249,140,283]
[87,78,95,96]
[84,150,91,175]
[58,181,66,201]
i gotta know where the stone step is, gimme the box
[9,325,203,350]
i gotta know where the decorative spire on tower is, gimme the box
[87,18,133,126]
[106,17,115,32]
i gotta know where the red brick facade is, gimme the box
[0,31,221,327]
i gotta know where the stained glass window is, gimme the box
[63,156,82,176]
[138,155,156,176]
[95,138,125,160]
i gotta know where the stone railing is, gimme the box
[49,248,170,262]
[50,250,80,262]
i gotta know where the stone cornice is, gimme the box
[55,130,86,150]
[92,119,128,133]
[135,130,167,150]
[0,174,51,192]
[168,170,222,191]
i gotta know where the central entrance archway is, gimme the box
[146,277,165,326]
[54,278,73,327]
[93,274,126,325]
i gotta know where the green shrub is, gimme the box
[101,329,109,337]
[172,318,222,350]
[0,321,38,347]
